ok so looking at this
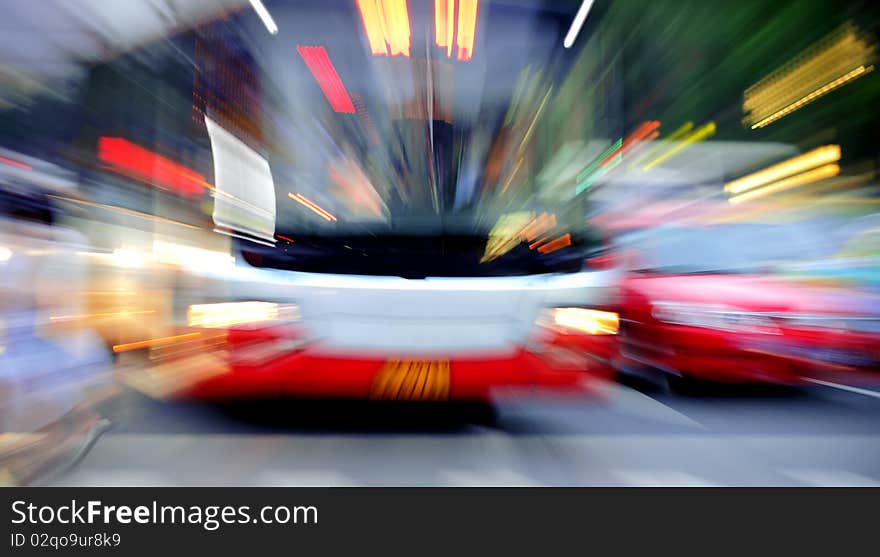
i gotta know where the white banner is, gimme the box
[205,117,276,243]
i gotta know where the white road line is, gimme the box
[803,378,880,400]
[254,471,360,487]
[596,381,706,430]
[781,469,880,487]
[613,470,723,487]
[440,469,545,487]
[51,470,175,487]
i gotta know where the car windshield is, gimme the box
[216,3,608,276]
[625,223,841,275]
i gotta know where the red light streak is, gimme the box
[621,120,661,152]
[297,46,356,114]
[0,156,32,170]
[97,137,208,196]
[276,234,296,243]
[599,121,661,167]
[537,233,572,254]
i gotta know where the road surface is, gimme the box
[45,380,880,487]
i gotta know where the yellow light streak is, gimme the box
[744,23,876,128]
[724,145,841,195]
[358,0,391,56]
[113,333,202,353]
[50,310,156,322]
[357,0,411,57]
[642,122,715,171]
[456,0,478,61]
[47,195,201,230]
[751,66,872,129]
[729,164,840,204]
[634,121,693,167]
[435,0,450,50]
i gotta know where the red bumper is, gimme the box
[169,327,616,402]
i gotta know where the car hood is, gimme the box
[624,274,879,316]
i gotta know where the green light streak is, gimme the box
[576,153,621,194]
[576,139,621,184]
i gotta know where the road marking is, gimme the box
[440,469,544,487]
[254,471,360,487]
[613,470,723,487]
[782,468,880,487]
[803,378,880,400]
[596,381,706,429]
[52,470,175,487]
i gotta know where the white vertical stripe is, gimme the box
[249,0,278,35]
[563,0,597,49]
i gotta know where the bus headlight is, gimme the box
[187,302,300,329]
[548,307,620,335]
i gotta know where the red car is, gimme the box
[615,224,880,389]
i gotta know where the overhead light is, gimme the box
[456,0,478,61]
[384,0,412,56]
[434,0,479,60]
[724,145,841,195]
[0,246,11,262]
[249,0,278,35]
[563,0,596,49]
[435,0,453,57]
[357,0,411,57]
[296,46,356,113]
[358,0,391,56]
